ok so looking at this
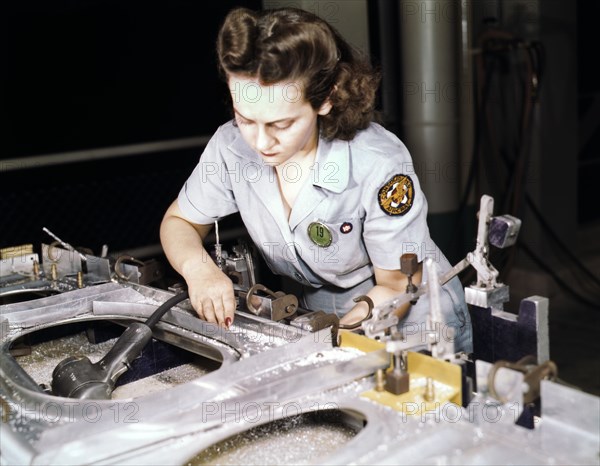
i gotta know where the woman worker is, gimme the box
[160,7,472,353]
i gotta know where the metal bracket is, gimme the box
[243,284,298,321]
[290,310,340,346]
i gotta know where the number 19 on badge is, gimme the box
[308,221,333,247]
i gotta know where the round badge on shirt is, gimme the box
[340,222,353,234]
[307,221,333,247]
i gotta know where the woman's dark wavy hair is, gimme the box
[217,7,381,141]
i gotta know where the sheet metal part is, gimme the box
[1,282,598,465]
[1,195,595,464]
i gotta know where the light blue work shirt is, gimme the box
[178,121,472,353]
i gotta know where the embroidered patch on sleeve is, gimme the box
[378,174,415,216]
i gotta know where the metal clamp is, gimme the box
[114,256,145,282]
[488,355,558,404]
[245,283,298,321]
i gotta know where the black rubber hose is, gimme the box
[51,290,192,399]
[145,290,190,328]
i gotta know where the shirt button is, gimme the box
[294,272,303,282]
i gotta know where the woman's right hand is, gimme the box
[160,200,237,328]
[183,258,236,327]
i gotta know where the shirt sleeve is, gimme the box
[177,126,239,224]
[361,156,434,270]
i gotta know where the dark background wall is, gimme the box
[2,0,261,254]
[577,0,600,224]
[5,0,253,156]
[0,0,600,268]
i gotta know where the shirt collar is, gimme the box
[312,134,350,193]
[227,123,350,193]
[227,125,261,162]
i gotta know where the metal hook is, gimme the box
[114,256,145,281]
[339,295,374,330]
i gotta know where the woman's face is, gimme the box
[228,74,331,166]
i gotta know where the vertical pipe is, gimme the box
[399,0,461,260]
[457,0,477,256]
[375,0,400,135]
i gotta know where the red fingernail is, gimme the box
[225,317,232,328]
